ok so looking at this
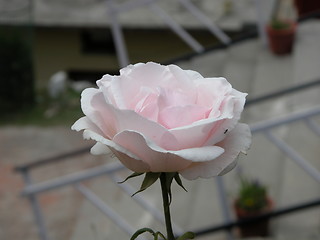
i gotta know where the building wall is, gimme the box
[33,26,220,89]
[33,27,119,89]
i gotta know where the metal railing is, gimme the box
[15,79,320,240]
[105,0,231,67]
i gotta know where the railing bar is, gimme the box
[75,183,147,240]
[246,79,320,106]
[14,146,92,172]
[21,170,50,240]
[177,0,231,44]
[193,198,320,236]
[250,106,320,133]
[264,131,320,183]
[149,4,204,53]
[305,118,320,137]
[215,177,234,240]
[106,0,130,68]
[110,174,184,235]
[21,162,124,196]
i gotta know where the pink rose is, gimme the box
[72,62,251,180]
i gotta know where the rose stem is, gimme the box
[160,173,175,240]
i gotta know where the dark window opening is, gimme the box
[81,28,116,55]
[68,70,119,84]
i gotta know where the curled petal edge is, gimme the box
[113,130,225,163]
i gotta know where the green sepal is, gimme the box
[154,231,167,240]
[130,228,155,240]
[165,172,176,205]
[118,172,144,184]
[132,172,161,196]
[176,231,195,240]
[174,174,188,192]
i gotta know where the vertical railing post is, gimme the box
[21,169,50,240]
[255,0,268,46]
[216,177,234,240]
[105,0,130,68]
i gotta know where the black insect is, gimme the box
[224,129,228,134]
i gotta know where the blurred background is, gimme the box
[0,0,320,240]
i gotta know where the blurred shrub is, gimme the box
[0,26,34,114]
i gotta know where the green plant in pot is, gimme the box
[234,178,273,237]
[266,0,297,55]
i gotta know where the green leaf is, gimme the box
[176,232,195,240]
[174,174,188,192]
[130,228,155,240]
[132,172,161,196]
[118,172,144,184]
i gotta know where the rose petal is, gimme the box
[158,88,195,109]
[113,130,225,172]
[195,77,232,109]
[216,123,251,175]
[97,75,128,109]
[110,148,150,173]
[185,69,203,80]
[180,123,251,180]
[71,116,104,136]
[83,129,150,172]
[134,88,159,121]
[80,88,117,138]
[168,90,247,149]
[168,116,229,149]
[91,142,110,155]
[83,88,179,149]
[158,105,210,129]
[167,64,195,91]
[123,62,170,90]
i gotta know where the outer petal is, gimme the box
[91,142,110,155]
[180,123,251,180]
[113,130,225,172]
[81,88,117,138]
[83,130,150,172]
[71,116,104,136]
[216,123,251,175]
[169,111,232,149]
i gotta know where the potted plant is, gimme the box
[234,178,273,237]
[266,0,297,55]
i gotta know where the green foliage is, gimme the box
[0,26,34,114]
[269,0,293,30]
[236,178,268,212]
[270,19,291,30]
[0,88,82,126]
[132,172,161,196]
[120,172,187,198]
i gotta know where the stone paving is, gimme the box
[0,127,109,240]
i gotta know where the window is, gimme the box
[81,28,116,54]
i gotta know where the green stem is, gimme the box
[160,173,175,240]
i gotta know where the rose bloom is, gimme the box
[72,62,251,180]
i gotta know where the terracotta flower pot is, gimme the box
[266,20,297,55]
[234,198,273,237]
